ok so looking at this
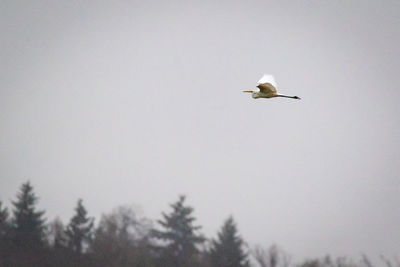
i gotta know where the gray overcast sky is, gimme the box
[1,0,399,262]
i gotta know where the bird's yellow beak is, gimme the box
[243,90,253,93]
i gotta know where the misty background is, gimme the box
[1,0,399,262]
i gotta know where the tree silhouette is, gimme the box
[48,217,71,267]
[252,244,291,267]
[153,195,205,267]
[65,199,94,255]
[90,205,155,267]
[49,217,68,249]
[209,216,249,267]
[0,201,11,265]
[9,181,48,266]
[0,201,9,236]
[11,182,46,248]
[1,182,395,267]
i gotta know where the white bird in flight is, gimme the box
[243,74,301,100]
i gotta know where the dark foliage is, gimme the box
[209,216,249,267]
[0,182,397,267]
[0,201,11,265]
[152,195,205,267]
[64,199,94,266]
[8,182,48,266]
[90,205,155,267]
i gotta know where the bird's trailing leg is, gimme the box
[276,94,301,100]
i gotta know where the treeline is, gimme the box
[0,182,396,267]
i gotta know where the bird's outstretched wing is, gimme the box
[257,74,277,94]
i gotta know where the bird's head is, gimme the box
[293,96,301,100]
[243,90,259,99]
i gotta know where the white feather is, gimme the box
[257,74,277,88]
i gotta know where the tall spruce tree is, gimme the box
[65,199,94,255]
[0,201,11,263]
[11,182,47,250]
[153,195,204,267]
[8,182,48,266]
[209,216,249,267]
[0,201,9,238]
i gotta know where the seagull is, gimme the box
[243,74,300,100]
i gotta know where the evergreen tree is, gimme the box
[153,195,205,267]
[0,201,11,264]
[11,181,47,249]
[209,216,249,267]
[65,199,94,255]
[0,201,9,238]
[9,181,48,266]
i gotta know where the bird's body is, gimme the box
[243,74,300,100]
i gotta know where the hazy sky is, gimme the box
[1,0,399,263]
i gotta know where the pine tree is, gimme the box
[8,182,48,266]
[0,201,11,263]
[0,201,9,238]
[153,195,205,267]
[209,216,249,267]
[11,181,47,250]
[65,199,94,255]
